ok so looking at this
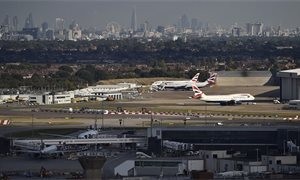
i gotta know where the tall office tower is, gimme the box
[55,18,65,31]
[246,23,252,35]
[131,7,137,32]
[252,23,263,36]
[41,22,49,32]
[232,27,241,37]
[69,20,79,30]
[181,14,190,29]
[140,21,150,32]
[3,15,11,32]
[191,18,198,32]
[24,13,34,28]
[12,16,18,31]
[177,17,182,32]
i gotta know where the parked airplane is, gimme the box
[78,129,99,139]
[191,85,255,105]
[40,127,100,139]
[14,141,60,156]
[14,140,88,157]
[151,72,217,91]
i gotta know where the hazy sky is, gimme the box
[0,0,299,30]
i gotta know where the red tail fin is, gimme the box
[192,85,204,99]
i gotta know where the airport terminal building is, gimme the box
[147,126,300,155]
[277,68,300,101]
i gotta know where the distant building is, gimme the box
[55,18,64,31]
[12,16,18,32]
[29,92,74,105]
[156,25,164,33]
[277,68,300,101]
[130,7,137,32]
[232,27,241,37]
[46,29,55,40]
[181,14,190,30]
[191,18,198,32]
[252,23,263,36]
[246,23,263,36]
[24,13,34,29]
[21,27,40,39]
[41,22,49,32]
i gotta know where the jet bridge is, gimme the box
[13,137,146,146]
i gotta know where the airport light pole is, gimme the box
[101,100,104,129]
[256,148,259,162]
[31,113,34,138]
[150,109,153,137]
[94,113,98,130]
[205,102,207,125]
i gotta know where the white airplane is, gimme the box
[14,142,89,158]
[151,72,217,91]
[14,141,59,155]
[78,129,99,139]
[185,72,217,89]
[191,85,255,105]
[39,129,99,139]
[39,123,101,139]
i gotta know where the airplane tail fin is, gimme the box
[191,85,205,99]
[190,73,200,83]
[207,72,217,85]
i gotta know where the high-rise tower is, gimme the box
[24,13,34,28]
[131,7,137,32]
[55,18,65,31]
[12,16,18,31]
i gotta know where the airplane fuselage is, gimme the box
[160,81,210,90]
[198,93,255,105]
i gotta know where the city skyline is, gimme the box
[1,1,300,30]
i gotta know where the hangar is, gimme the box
[277,68,300,101]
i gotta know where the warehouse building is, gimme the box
[277,68,300,102]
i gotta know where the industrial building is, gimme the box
[277,68,300,101]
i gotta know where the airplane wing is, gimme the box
[38,133,75,139]
[14,149,41,154]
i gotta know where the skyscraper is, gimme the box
[252,23,263,36]
[181,14,190,29]
[191,18,198,32]
[131,7,137,32]
[24,13,34,28]
[12,16,18,31]
[3,15,11,32]
[41,22,49,32]
[246,22,263,36]
[55,18,65,31]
